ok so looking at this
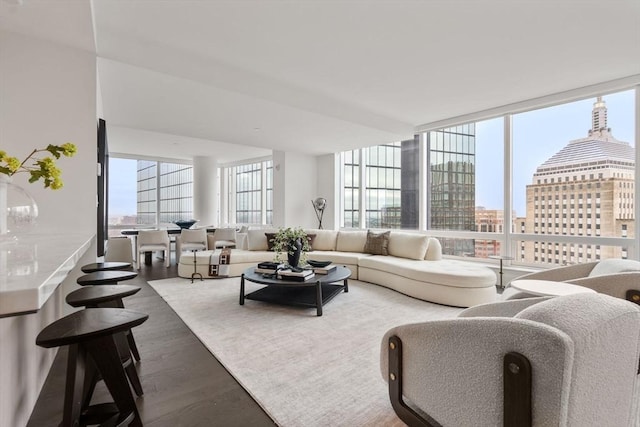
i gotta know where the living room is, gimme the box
[1,1,640,426]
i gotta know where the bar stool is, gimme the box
[36,308,148,427]
[67,285,143,363]
[81,262,132,273]
[77,270,138,286]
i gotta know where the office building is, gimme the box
[522,97,635,264]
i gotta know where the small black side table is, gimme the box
[489,255,514,289]
[190,250,203,283]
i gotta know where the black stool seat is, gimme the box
[81,262,132,273]
[66,285,144,363]
[77,270,138,286]
[36,308,147,347]
[66,285,141,308]
[36,308,148,427]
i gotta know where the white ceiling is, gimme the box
[2,0,640,162]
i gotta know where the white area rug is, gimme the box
[148,277,463,426]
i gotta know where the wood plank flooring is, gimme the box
[27,258,276,427]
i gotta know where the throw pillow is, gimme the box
[363,230,390,255]
[265,232,277,251]
[306,234,316,251]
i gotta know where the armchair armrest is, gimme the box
[458,296,552,318]
[515,262,598,282]
[381,319,573,427]
[566,273,640,301]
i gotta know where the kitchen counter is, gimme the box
[0,232,94,317]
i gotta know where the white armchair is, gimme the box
[175,228,208,256]
[136,230,170,269]
[212,227,236,249]
[506,259,640,303]
[381,293,640,427]
[105,237,134,264]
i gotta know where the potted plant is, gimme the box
[270,227,311,268]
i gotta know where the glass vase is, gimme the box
[0,175,39,244]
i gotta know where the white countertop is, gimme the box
[0,232,94,317]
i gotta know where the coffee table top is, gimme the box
[510,279,597,297]
[243,265,351,286]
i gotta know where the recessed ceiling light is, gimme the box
[253,127,261,131]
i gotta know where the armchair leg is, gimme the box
[626,289,640,305]
[387,335,442,427]
[503,352,532,427]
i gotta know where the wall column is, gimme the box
[193,156,218,226]
[272,151,318,228]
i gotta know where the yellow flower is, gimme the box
[1,143,76,189]
[6,157,21,172]
[61,143,77,157]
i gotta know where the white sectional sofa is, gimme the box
[177,228,497,307]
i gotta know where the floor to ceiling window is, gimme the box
[341,86,637,266]
[513,90,635,265]
[225,159,273,225]
[108,156,193,236]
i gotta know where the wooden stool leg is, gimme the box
[114,332,144,397]
[81,356,99,410]
[126,330,141,362]
[62,344,86,427]
[84,336,142,427]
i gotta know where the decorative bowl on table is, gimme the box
[307,260,332,268]
[174,219,198,229]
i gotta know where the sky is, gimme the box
[108,158,137,216]
[108,89,636,218]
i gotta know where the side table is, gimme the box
[489,255,514,289]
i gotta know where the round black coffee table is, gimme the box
[240,265,351,316]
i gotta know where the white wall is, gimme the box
[0,30,96,233]
[272,151,318,228]
[0,30,97,426]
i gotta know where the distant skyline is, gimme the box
[108,89,636,219]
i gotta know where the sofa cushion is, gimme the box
[425,237,443,261]
[336,230,367,252]
[307,229,338,251]
[247,229,277,251]
[388,232,430,260]
[306,250,371,266]
[364,230,390,255]
[359,256,496,288]
[588,259,640,277]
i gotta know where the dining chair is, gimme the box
[136,230,170,269]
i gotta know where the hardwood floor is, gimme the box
[27,258,276,427]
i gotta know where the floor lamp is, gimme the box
[312,197,326,229]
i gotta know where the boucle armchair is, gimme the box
[506,259,640,303]
[175,228,208,255]
[381,293,640,427]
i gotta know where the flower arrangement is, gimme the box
[270,227,311,266]
[0,143,77,189]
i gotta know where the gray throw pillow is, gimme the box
[364,230,390,255]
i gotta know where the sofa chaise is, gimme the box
[177,228,497,307]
